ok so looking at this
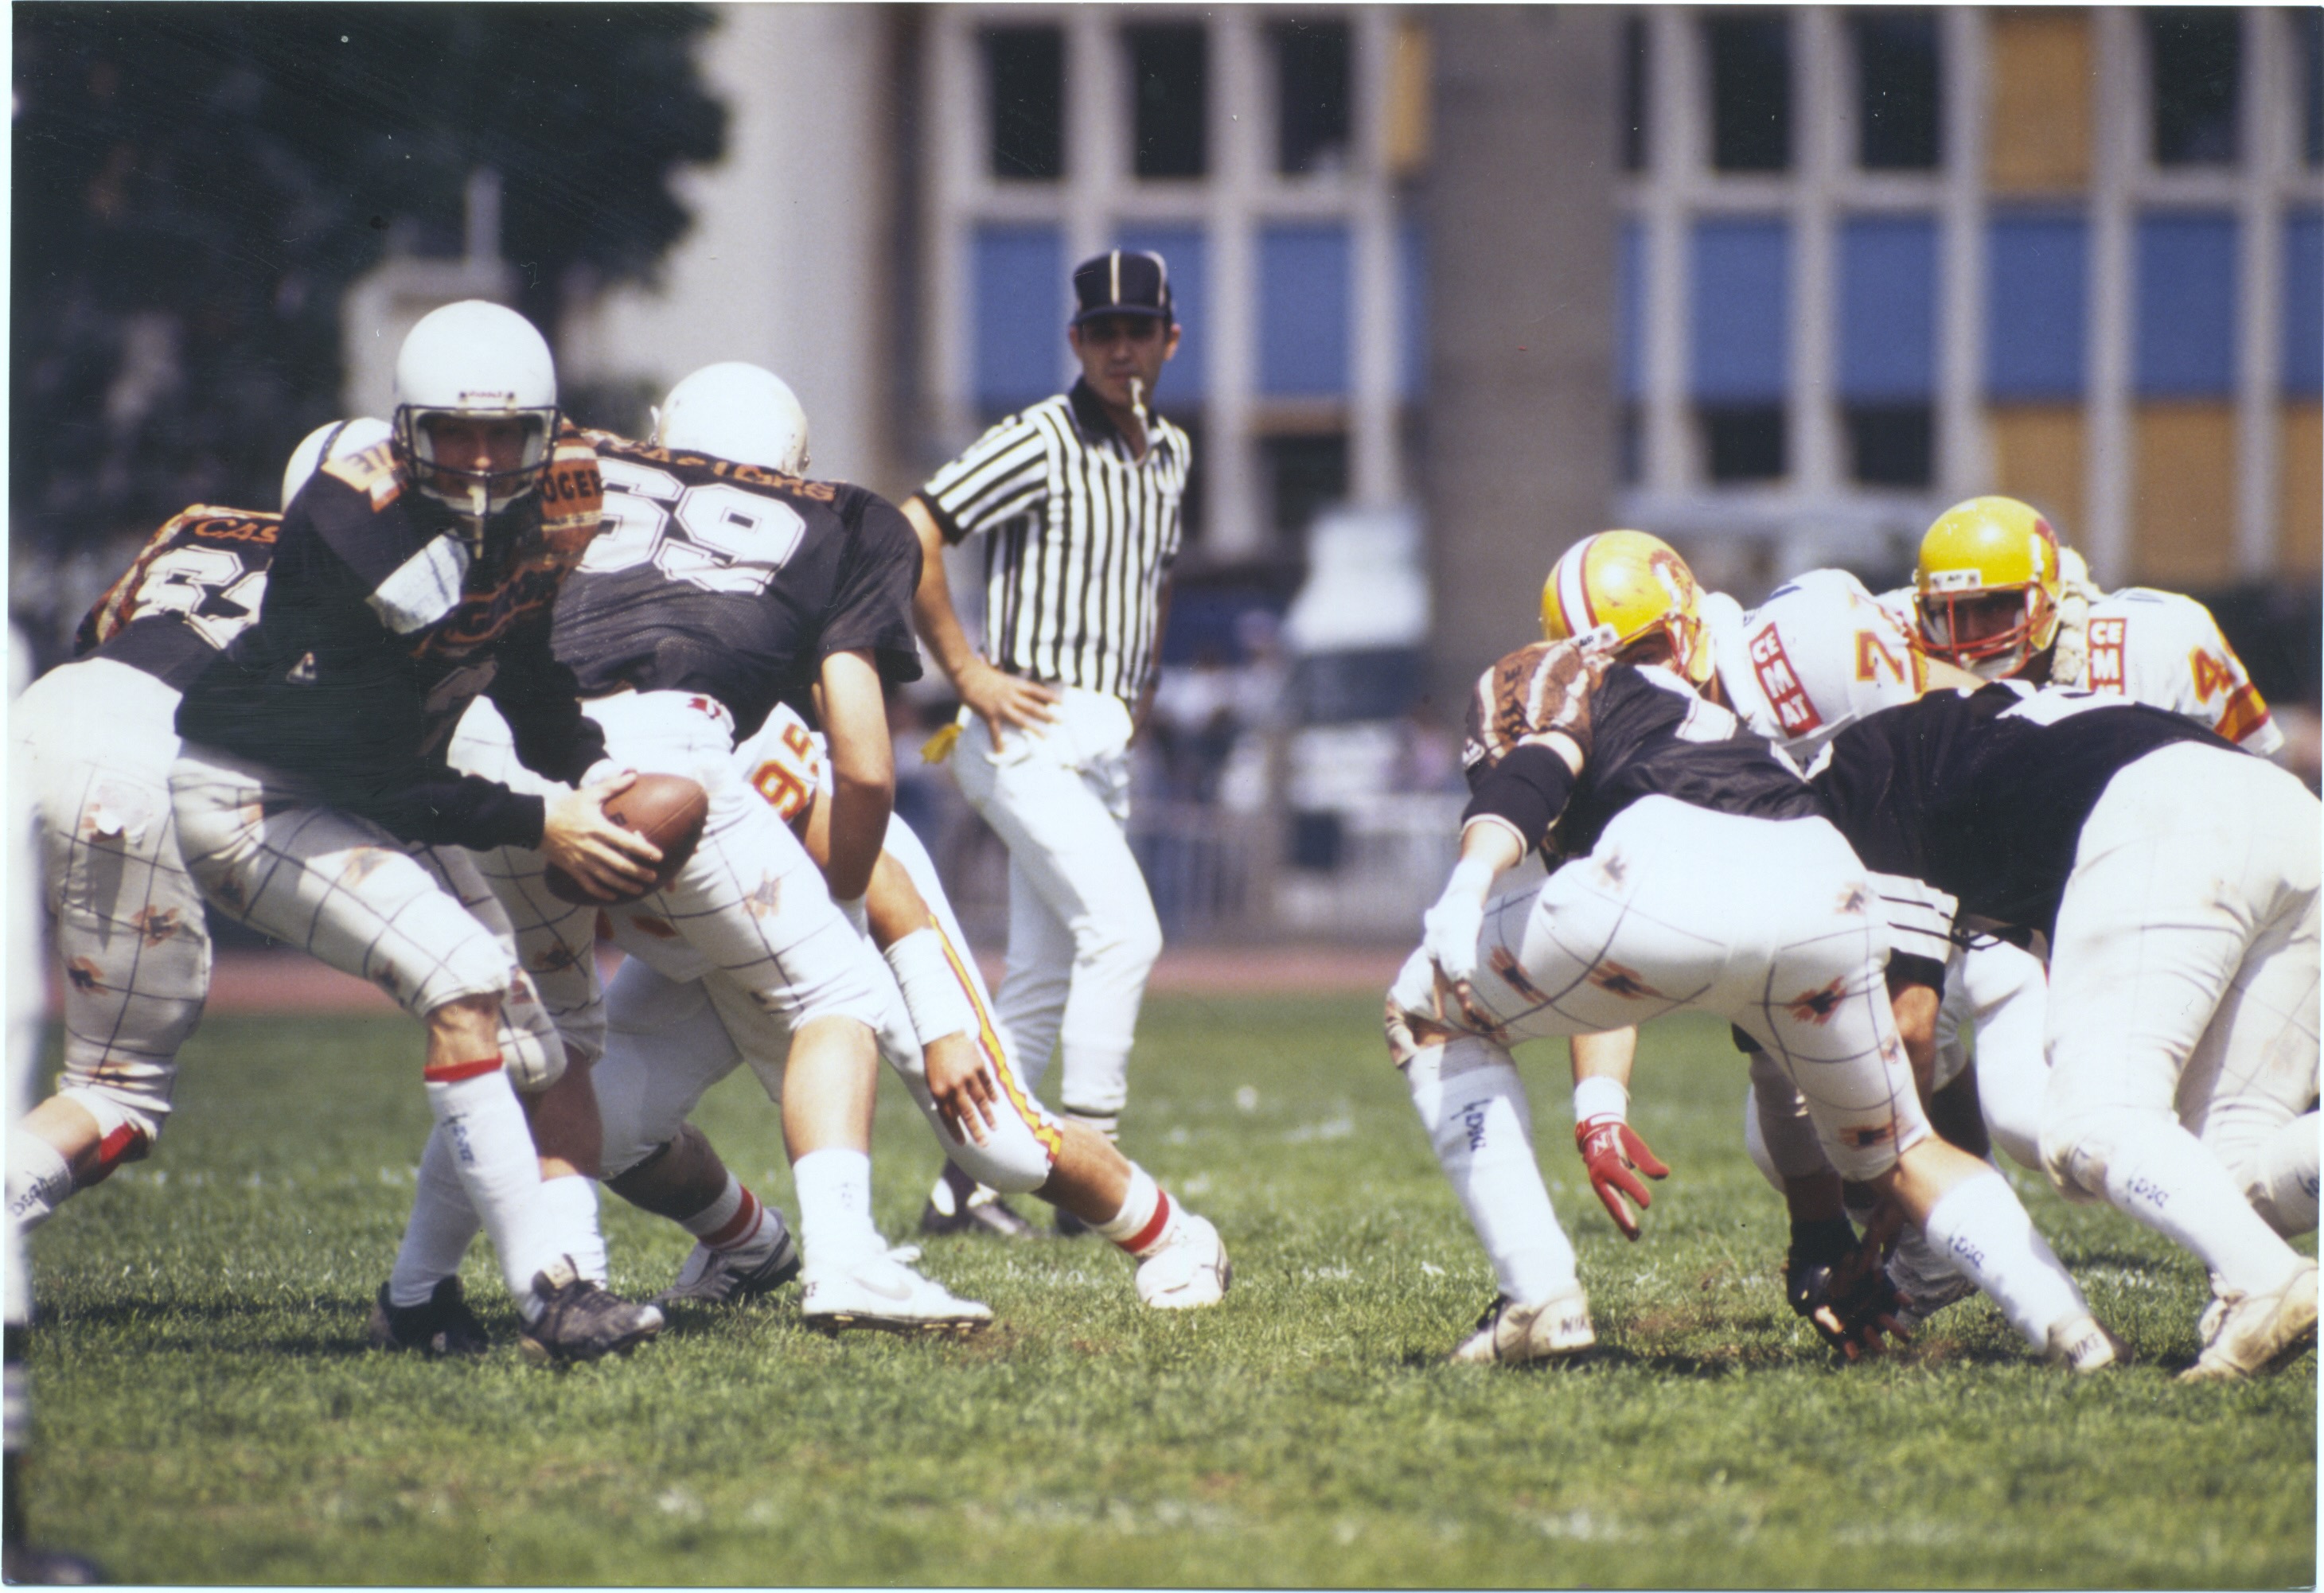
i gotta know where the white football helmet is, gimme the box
[653,362,810,476]
[280,417,393,511]
[392,300,560,536]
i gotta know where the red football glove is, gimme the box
[1574,1115,1671,1241]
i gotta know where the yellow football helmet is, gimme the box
[1913,496,2064,679]
[1539,529,1714,687]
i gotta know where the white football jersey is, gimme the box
[2064,587,2281,757]
[1709,567,1927,757]
[732,700,832,822]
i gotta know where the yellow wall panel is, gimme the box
[2281,402,2322,576]
[1988,11,2092,193]
[2131,403,2238,587]
[1988,404,2086,538]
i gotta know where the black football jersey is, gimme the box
[76,505,280,691]
[1463,646,1821,858]
[1811,682,2228,941]
[175,434,610,851]
[550,431,924,741]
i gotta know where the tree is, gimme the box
[11,4,726,555]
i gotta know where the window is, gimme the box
[1273,20,1351,176]
[1129,25,1207,179]
[2135,213,2238,396]
[1839,216,1936,486]
[1620,17,1650,173]
[1846,407,1932,487]
[1853,11,1941,171]
[1702,408,1787,481]
[2304,10,2322,169]
[2147,10,2240,167]
[1116,224,1207,403]
[985,28,1064,181]
[1987,213,2089,399]
[972,226,1063,411]
[1264,433,1349,546]
[1706,15,1792,173]
[1691,216,1790,483]
[2284,211,2322,397]
[1258,224,1352,396]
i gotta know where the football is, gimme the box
[544,772,708,905]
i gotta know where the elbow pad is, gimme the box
[1461,742,1576,853]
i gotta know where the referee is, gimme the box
[903,248,1191,1236]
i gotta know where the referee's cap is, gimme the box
[1071,250,1174,326]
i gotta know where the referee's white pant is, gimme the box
[1396,798,1931,1186]
[953,686,1161,1135]
[2041,743,2320,1264]
[15,659,209,1160]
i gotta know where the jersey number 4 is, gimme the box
[583,458,807,598]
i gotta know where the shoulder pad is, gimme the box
[537,438,606,555]
[321,441,402,509]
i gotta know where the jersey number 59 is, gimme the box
[583,457,807,598]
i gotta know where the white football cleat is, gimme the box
[801,1248,992,1336]
[655,1208,802,1308]
[1449,1284,1596,1365]
[2042,1313,2127,1374]
[2178,1258,2318,1384]
[1133,1214,1231,1310]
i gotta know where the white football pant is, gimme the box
[2041,744,2322,1291]
[14,660,208,1159]
[951,687,1162,1136]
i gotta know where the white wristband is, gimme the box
[884,927,977,1048]
[1572,1075,1630,1126]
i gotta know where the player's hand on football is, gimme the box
[541,771,663,901]
[958,656,1059,747]
[1784,1213,1909,1361]
[1574,1115,1671,1241]
[923,1031,1000,1147]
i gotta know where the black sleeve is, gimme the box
[486,609,610,786]
[1461,742,1577,852]
[820,491,926,685]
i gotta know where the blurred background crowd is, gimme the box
[14,5,2321,945]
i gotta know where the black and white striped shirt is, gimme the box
[915,380,1189,704]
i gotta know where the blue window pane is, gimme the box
[1690,218,1789,401]
[1617,220,1646,401]
[1400,220,1427,402]
[1116,226,1207,403]
[1837,215,1937,400]
[2135,212,2238,397]
[973,226,1064,408]
[2285,210,2322,397]
[1987,213,2088,400]
[1258,224,1351,396]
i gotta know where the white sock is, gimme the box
[2100,1119,2306,1298]
[5,1130,72,1231]
[536,1174,606,1286]
[681,1174,767,1252]
[885,928,978,1048]
[2244,1112,2320,1240]
[1095,1163,1180,1258]
[791,1147,880,1268]
[1919,1170,2088,1348]
[1407,1039,1578,1306]
[423,1063,552,1318]
[388,1124,482,1307]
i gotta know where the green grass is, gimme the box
[21,995,2316,1587]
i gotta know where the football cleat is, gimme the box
[1449,1285,1596,1365]
[2042,1314,2127,1374]
[1133,1214,1231,1310]
[918,1166,1039,1240]
[654,1209,802,1308]
[367,1276,491,1358]
[518,1258,665,1367]
[1886,1226,1982,1331]
[2178,1258,2318,1383]
[800,1249,992,1335]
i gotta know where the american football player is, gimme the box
[396,361,993,1334]
[1386,531,2115,1371]
[7,419,385,1231]
[168,301,668,1365]
[1815,683,2319,1380]
[580,696,1230,1313]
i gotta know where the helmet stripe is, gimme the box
[1558,535,1602,633]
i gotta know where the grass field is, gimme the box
[19,993,2317,1587]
